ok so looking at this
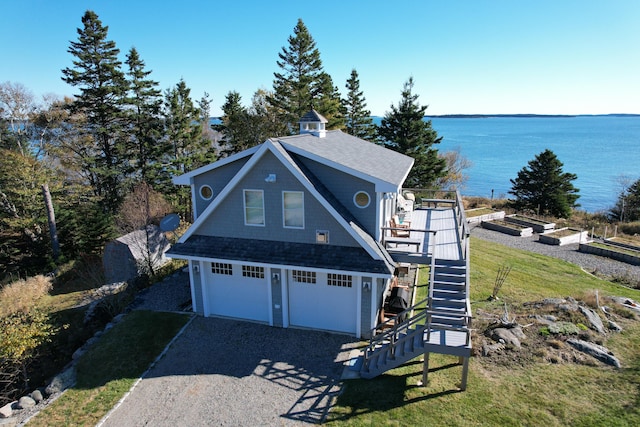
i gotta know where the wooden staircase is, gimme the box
[359,257,472,389]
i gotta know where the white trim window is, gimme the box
[283,191,304,228]
[244,189,265,226]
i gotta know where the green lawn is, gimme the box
[28,310,191,426]
[326,237,640,426]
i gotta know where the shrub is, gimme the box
[620,221,640,236]
[0,275,56,405]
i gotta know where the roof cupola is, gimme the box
[299,109,328,138]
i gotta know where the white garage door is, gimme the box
[205,263,269,323]
[288,270,358,334]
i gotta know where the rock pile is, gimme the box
[478,295,638,368]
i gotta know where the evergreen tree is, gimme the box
[315,72,345,130]
[509,149,580,217]
[378,77,446,187]
[269,19,334,132]
[249,88,289,141]
[610,178,640,222]
[342,69,376,140]
[61,10,128,213]
[163,80,214,218]
[219,91,254,156]
[124,47,164,185]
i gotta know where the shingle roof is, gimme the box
[277,130,413,190]
[167,235,394,275]
[299,109,328,123]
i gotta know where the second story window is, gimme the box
[244,189,264,226]
[283,191,304,228]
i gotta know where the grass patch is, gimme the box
[28,310,190,426]
[326,237,640,426]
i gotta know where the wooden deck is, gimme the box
[387,207,462,262]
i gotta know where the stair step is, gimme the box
[434,258,467,267]
[433,273,466,281]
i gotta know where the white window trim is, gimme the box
[354,191,371,209]
[199,184,213,200]
[282,190,304,229]
[243,189,265,226]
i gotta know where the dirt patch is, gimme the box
[471,296,638,369]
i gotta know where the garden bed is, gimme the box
[504,214,555,233]
[467,209,505,225]
[580,241,640,266]
[481,219,533,237]
[538,228,588,246]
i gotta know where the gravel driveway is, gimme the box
[99,314,358,426]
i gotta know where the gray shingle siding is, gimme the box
[195,151,358,247]
[293,155,378,234]
[193,158,248,217]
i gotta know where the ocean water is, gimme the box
[428,116,640,213]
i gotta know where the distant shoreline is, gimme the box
[424,113,640,119]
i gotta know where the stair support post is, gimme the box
[460,357,469,391]
[421,351,430,386]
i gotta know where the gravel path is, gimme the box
[470,224,640,283]
[96,268,360,426]
[99,316,357,426]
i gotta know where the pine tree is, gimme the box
[509,149,580,217]
[315,72,345,130]
[378,77,446,187]
[61,10,128,213]
[269,19,333,132]
[124,47,164,185]
[219,91,254,156]
[610,177,640,222]
[343,69,376,140]
[163,80,214,219]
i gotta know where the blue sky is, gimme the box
[2,0,639,116]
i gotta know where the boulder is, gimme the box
[578,306,606,334]
[16,396,35,409]
[45,367,76,396]
[567,339,621,368]
[608,320,622,332]
[30,389,44,403]
[0,402,14,418]
[491,327,522,348]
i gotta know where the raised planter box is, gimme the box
[579,242,640,266]
[481,220,533,237]
[538,228,588,246]
[467,209,505,225]
[604,238,640,252]
[504,215,556,233]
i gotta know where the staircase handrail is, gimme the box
[363,308,429,370]
[425,306,473,347]
[372,297,430,338]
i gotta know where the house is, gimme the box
[166,110,416,338]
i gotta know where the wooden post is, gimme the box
[460,357,469,391]
[421,351,430,386]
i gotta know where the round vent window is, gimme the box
[200,185,213,200]
[354,191,371,208]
